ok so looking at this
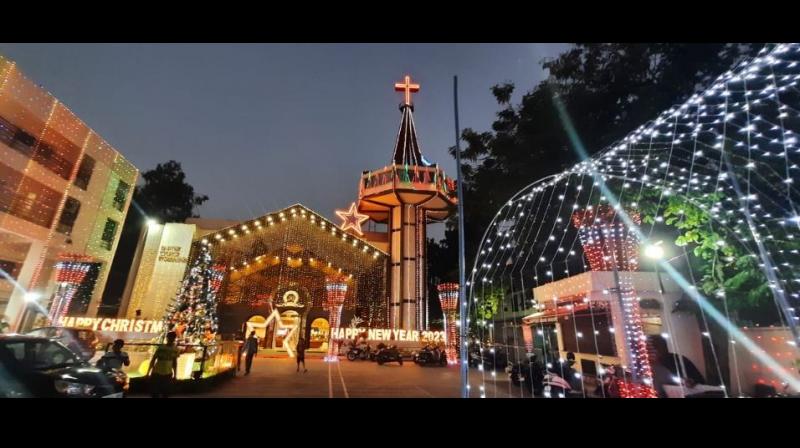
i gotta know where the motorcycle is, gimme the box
[467,343,507,369]
[376,344,403,366]
[546,353,586,398]
[508,354,583,398]
[508,356,545,396]
[414,346,447,367]
[543,369,575,398]
[346,345,374,362]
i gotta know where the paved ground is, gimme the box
[131,356,524,398]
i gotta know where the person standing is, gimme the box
[243,331,259,375]
[96,339,130,370]
[147,331,179,398]
[647,334,705,397]
[296,338,307,373]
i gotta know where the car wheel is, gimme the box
[347,352,357,361]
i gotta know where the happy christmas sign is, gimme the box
[58,316,165,333]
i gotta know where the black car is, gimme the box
[26,327,100,360]
[0,335,127,398]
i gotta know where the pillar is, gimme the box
[324,275,348,362]
[437,282,459,365]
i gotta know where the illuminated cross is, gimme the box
[394,75,420,106]
[336,202,369,235]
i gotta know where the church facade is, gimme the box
[197,204,388,350]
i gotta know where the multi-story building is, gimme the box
[0,54,138,331]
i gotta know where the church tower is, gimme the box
[354,76,458,330]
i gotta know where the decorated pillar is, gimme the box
[48,255,94,324]
[437,282,459,365]
[571,205,656,398]
[323,275,348,362]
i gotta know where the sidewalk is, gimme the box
[254,349,332,359]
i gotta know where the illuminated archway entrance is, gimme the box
[244,315,268,347]
[309,317,330,351]
[274,310,300,351]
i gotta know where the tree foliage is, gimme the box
[134,160,209,223]
[429,43,760,290]
[640,189,792,325]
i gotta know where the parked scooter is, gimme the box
[543,353,583,398]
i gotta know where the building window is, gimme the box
[0,259,22,281]
[56,197,81,235]
[74,156,95,190]
[112,179,130,211]
[100,218,118,250]
[0,115,36,157]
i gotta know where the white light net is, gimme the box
[466,43,800,398]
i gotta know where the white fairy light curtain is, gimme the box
[467,43,800,398]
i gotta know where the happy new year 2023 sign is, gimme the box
[330,327,445,343]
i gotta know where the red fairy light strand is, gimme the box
[437,282,460,364]
[324,275,348,362]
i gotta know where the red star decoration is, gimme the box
[335,202,369,235]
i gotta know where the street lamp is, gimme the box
[644,241,665,260]
[644,240,666,295]
[18,292,41,333]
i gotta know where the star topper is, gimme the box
[336,202,369,235]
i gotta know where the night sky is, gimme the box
[0,43,569,239]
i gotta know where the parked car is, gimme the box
[26,327,99,360]
[0,335,127,398]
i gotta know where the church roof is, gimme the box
[197,203,389,261]
[391,105,427,166]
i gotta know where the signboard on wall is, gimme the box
[126,223,195,320]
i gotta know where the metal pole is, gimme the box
[453,76,468,398]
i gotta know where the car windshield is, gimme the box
[0,340,82,370]
[26,328,56,338]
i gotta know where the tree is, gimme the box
[134,160,209,223]
[163,245,222,345]
[639,185,797,387]
[99,160,209,316]
[434,43,760,297]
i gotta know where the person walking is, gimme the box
[147,331,179,398]
[296,338,307,373]
[243,331,259,375]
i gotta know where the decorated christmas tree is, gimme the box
[163,245,224,345]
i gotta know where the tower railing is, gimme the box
[359,164,457,200]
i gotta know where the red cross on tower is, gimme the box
[394,75,420,106]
